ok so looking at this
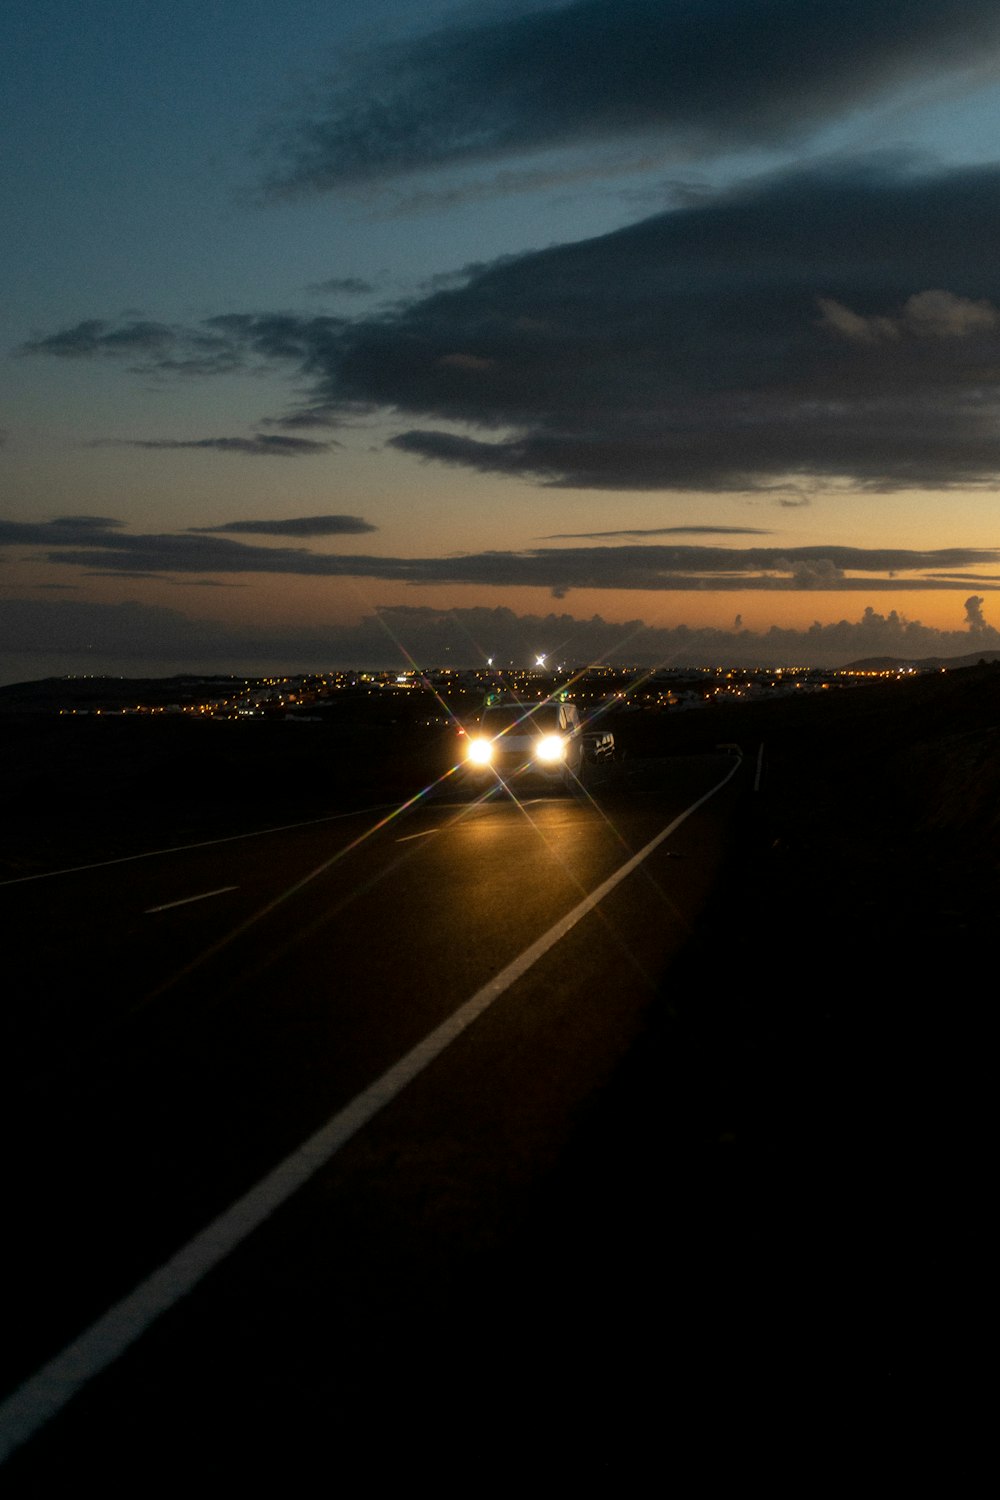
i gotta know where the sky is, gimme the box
[4,0,1000,679]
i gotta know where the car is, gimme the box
[582,727,616,767]
[461,698,589,793]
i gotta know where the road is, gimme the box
[1,749,744,1480]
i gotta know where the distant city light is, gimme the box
[39,660,941,719]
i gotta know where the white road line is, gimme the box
[0,758,739,1464]
[0,805,400,888]
[144,886,239,915]
[396,829,439,842]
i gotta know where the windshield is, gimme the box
[480,705,559,733]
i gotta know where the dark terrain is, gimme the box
[1,665,995,1477]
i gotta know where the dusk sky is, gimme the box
[5,0,1000,679]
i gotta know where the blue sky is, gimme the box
[5,0,1000,678]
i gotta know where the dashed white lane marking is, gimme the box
[396,828,440,842]
[0,759,739,1463]
[144,886,239,914]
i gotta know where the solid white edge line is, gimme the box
[0,758,739,1463]
[0,805,400,888]
[144,886,239,915]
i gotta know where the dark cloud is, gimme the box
[191,515,377,537]
[43,533,336,575]
[201,312,345,366]
[264,0,1000,193]
[49,514,123,530]
[964,594,988,630]
[539,526,771,539]
[23,158,1000,490]
[2,597,998,674]
[20,319,177,359]
[349,159,1000,490]
[20,319,245,376]
[105,435,335,458]
[261,396,376,429]
[0,516,124,546]
[20,314,346,379]
[4,518,995,591]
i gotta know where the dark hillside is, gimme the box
[489,662,998,1455]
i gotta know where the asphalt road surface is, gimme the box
[1,751,745,1482]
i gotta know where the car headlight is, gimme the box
[466,736,494,766]
[534,734,566,764]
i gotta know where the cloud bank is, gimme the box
[2,597,997,676]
